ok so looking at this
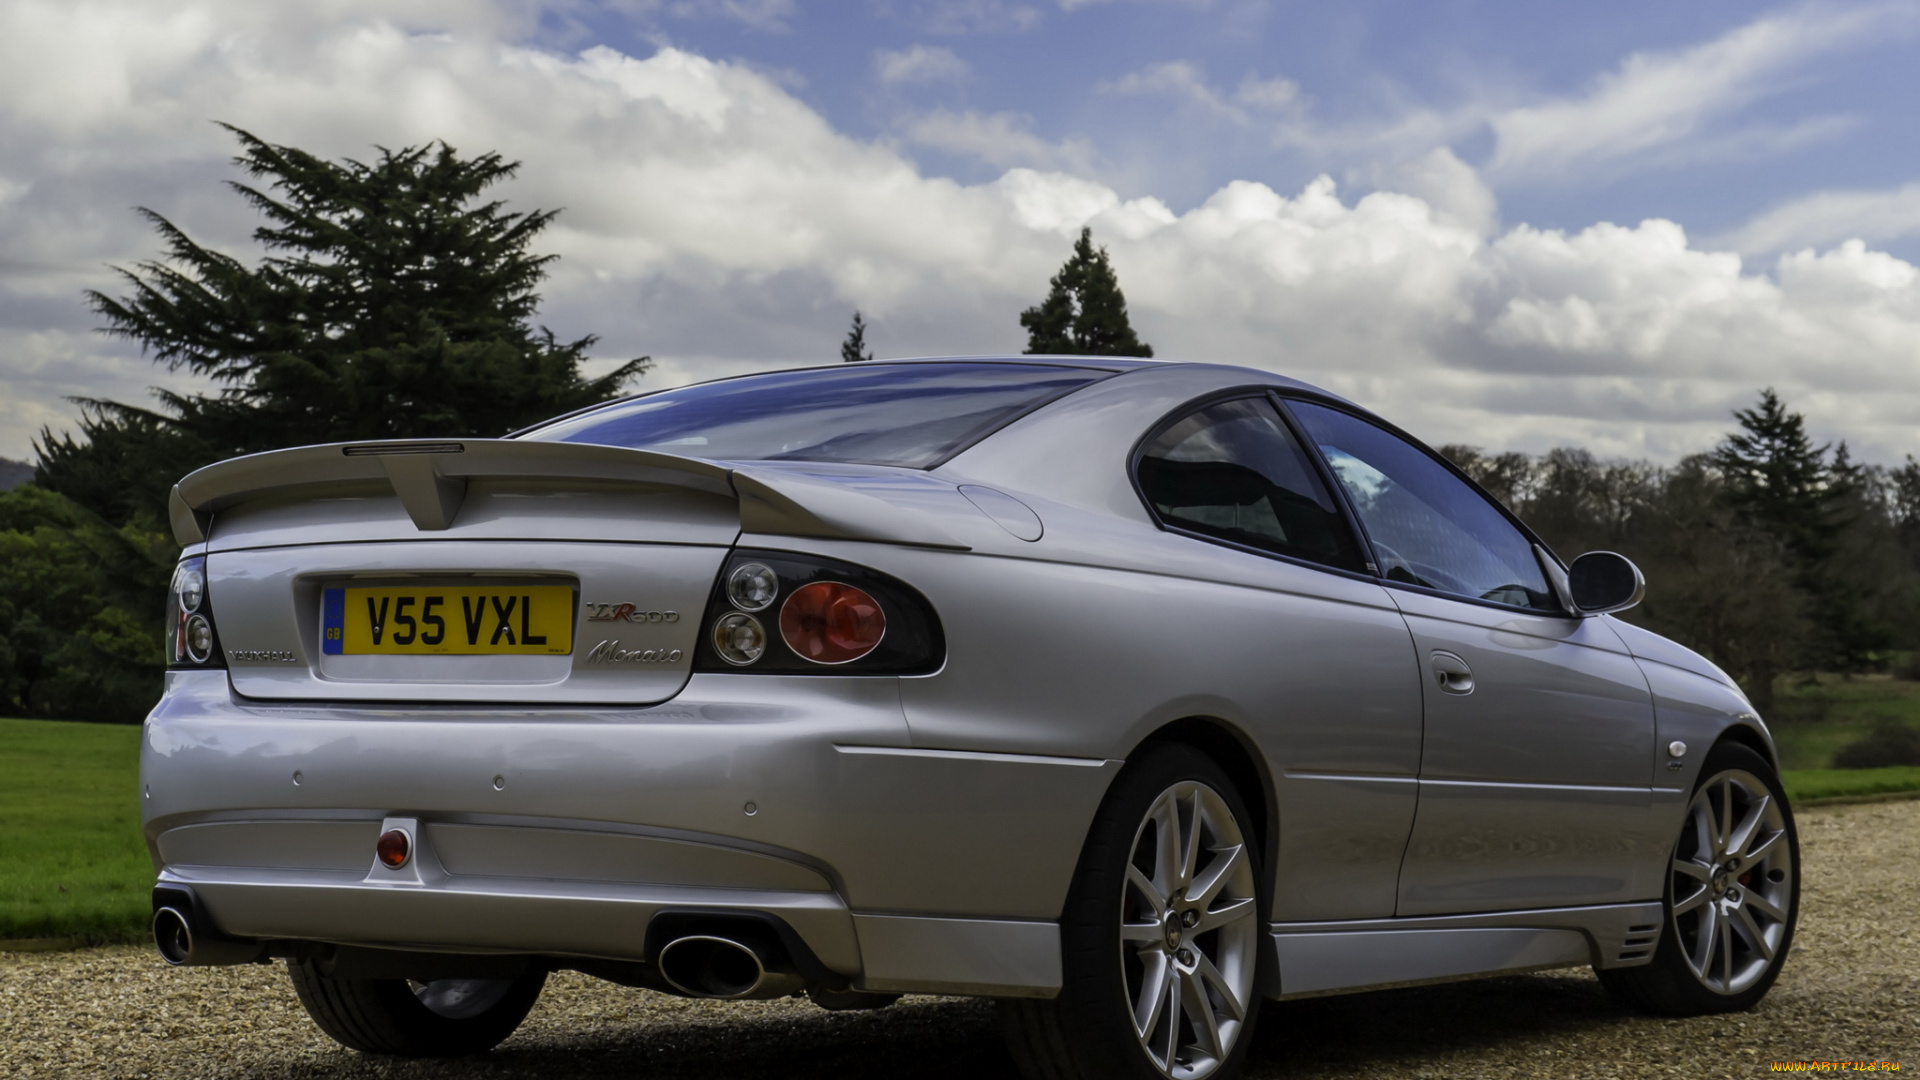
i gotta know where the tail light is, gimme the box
[693,550,943,675]
[780,581,885,664]
[166,556,225,669]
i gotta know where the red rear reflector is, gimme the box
[376,829,412,869]
[779,581,885,664]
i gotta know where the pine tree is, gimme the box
[1710,388,1835,561]
[1710,389,1890,679]
[1019,228,1153,357]
[39,125,647,528]
[841,311,874,362]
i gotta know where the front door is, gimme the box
[1287,400,1661,916]
[1131,394,1426,922]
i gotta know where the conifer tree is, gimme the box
[1710,389,1889,677]
[841,311,874,362]
[1710,388,1835,560]
[1019,228,1153,357]
[38,125,647,528]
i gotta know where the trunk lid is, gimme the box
[177,439,973,705]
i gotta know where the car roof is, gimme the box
[869,355,1344,399]
[514,355,1343,437]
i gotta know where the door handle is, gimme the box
[1430,650,1474,695]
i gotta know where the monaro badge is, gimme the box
[584,640,683,665]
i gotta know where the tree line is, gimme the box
[1443,395,1920,714]
[2,128,1914,745]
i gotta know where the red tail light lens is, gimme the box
[693,550,942,675]
[779,581,886,665]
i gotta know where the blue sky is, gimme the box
[2,0,1919,464]
[550,0,1920,250]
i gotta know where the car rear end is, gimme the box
[139,360,1127,1001]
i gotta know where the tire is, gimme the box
[1001,743,1266,1080]
[288,960,548,1056]
[1600,741,1799,1015]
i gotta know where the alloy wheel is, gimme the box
[1670,768,1795,995]
[1120,781,1259,1079]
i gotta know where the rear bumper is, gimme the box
[141,669,1119,997]
[162,864,859,971]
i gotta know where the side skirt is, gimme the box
[1268,901,1662,1000]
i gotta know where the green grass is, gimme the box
[1781,766,1920,803]
[1766,673,1920,770]
[0,717,151,942]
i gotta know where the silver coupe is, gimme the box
[142,357,1798,1079]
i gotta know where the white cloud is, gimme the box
[1486,3,1900,181]
[901,108,1097,171]
[1100,61,1241,120]
[1098,61,1298,125]
[1721,182,1920,255]
[1264,5,1902,189]
[1233,73,1298,112]
[874,44,970,84]
[4,0,1920,468]
[1364,147,1498,236]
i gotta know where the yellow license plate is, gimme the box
[321,585,574,655]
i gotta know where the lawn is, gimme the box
[0,717,151,943]
[1766,672,1920,769]
[1780,765,1920,802]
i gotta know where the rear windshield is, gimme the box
[522,362,1110,468]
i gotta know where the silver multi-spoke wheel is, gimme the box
[1121,781,1259,1080]
[1670,768,1794,996]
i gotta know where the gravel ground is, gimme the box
[3,800,1913,1079]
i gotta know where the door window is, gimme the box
[1136,397,1366,572]
[1287,400,1559,612]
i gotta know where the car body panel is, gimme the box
[144,667,1118,924]
[1270,900,1665,998]
[1389,589,1663,915]
[208,541,722,704]
[1609,617,1775,851]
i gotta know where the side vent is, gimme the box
[1616,922,1660,963]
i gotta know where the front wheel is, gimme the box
[1601,741,1799,1015]
[1001,743,1265,1080]
[288,960,547,1056]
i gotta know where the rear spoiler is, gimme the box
[169,439,968,551]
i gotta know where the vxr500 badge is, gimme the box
[584,603,679,623]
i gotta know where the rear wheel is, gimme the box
[1002,744,1264,1080]
[288,960,547,1056]
[1601,742,1798,1015]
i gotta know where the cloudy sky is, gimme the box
[4,0,1920,466]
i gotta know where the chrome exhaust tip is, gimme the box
[656,934,805,1000]
[150,886,264,966]
[152,906,195,966]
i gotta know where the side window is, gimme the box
[1136,396,1367,572]
[1287,400,1559,612]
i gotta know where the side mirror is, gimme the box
[1567,551,1645,615]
